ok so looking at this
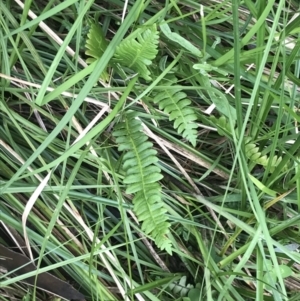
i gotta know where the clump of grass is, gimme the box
[1,0,300,300]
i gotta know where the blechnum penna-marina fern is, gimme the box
[151,75,198,146]
[113,25,159,81]
[210,115,289,172]
[113,111,172,253]
[85,22,109,81]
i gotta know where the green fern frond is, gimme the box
[211,117,289,172]
[244,137,288,172]
[152,77,198,146]
[169,276,195,297]
[85,23,109,81]
[113,24,159,81]
[85,23,108,62]
[209,115,233,136]
[113,111,172,253]
[245,137,288,172]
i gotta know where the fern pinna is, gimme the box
[152,76,198,146]
[113,111,172,253]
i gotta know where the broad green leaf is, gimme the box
[276,265,292,278]
[160,22,202,57]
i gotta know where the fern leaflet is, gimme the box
[152,76,198,146]
[113,111,172,253]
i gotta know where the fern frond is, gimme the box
[113,111,172,253]
[153,77,198,146]
[209,115,234,136]
[244,138,288,172]
[113,24,159,81]
[210,117,289,172]
[85,23,108,62]
[85,23,109,81]
[169,276,195,297]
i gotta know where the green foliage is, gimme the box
[113,111,172,253]
[152,76,198,146]
[85,22,159,81]
[263,259,292,292]
[86,22,171,251]
[160,22,202,57]
[210,116,289,172]
[4,0,300,300]
[244,137,287,172]
[85,23,109,81]
[169,276,198,298]
[193,61,228,76]
[209,115,233,136]
[113,24,159,80]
